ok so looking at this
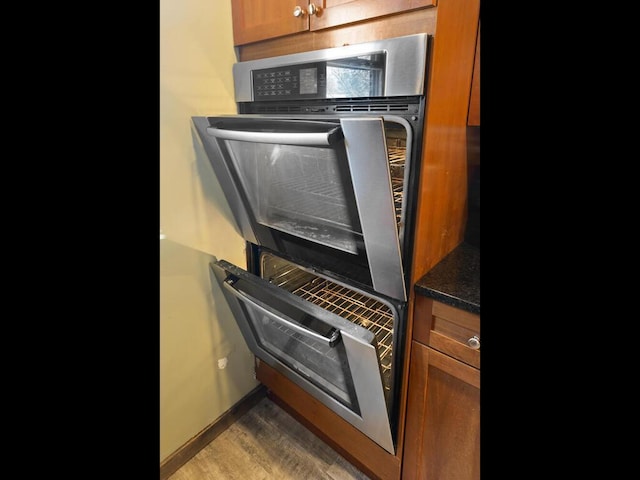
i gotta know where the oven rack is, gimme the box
[268,174,351,228]
[291,278,394,376]
[266,263,312,291]
[392,177,403,224]
[267,145,406,233]
[270,175,348,203]
[388,145,405,227]
[387,145,406,166]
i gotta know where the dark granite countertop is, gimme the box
[414,242,480,315]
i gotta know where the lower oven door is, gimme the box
[210,258,396,454]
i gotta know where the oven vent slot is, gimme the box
[254,105,305,113]
[335,104,411,112]
[244,101,416,114]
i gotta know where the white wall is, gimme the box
[160,0,259,462]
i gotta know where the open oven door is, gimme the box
[192,115,407,302]
[210,257,396,454]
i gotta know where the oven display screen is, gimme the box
[252,53,385,101]
[299,67,318,95]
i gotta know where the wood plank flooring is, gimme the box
[168,397,372,480]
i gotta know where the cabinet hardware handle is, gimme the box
[467,335,480,350]
[293,5,306,17]
[308,3,320,15]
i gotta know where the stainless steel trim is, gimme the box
[221,279,341,347]
[341,331,395,454]
[206,126,339,146]
[233,33,428,102]
[341,117,407,301]
[190,117,259,244]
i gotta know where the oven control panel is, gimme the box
[253,62,327,100]
[234,35,428,103]
[251,53,385,101]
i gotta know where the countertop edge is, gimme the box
[414,242,480,315]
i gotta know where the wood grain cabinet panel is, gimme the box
[231,0,436,45]
[311,0,436,31]
[403,297,480,480]
[403,341,480,480]
[231,0,309,46]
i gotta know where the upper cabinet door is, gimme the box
[231,0,436,46]
[310,0,436,31]
[231,0,309,46]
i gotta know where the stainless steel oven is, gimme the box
[191,33,430,455]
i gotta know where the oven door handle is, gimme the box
[222,279,342,347]
[206,124,343,146]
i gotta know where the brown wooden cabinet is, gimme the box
[403,296,480,480]
[231,0,436,45]
[467,22,480,126]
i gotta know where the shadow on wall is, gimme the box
[160,238,258,461]
[205,259,259,408]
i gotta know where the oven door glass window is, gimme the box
[214,262,368,413]
[238,287,361,413]
[226,139,362,255]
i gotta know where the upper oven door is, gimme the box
[192,115,407,302]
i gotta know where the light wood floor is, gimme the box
[168,397,372,480]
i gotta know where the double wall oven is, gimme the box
[191,34,430,455]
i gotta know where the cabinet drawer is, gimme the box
[431,301,480,368]
[413,296,480,369]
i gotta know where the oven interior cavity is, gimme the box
[227,120,408,257]
[386,124,407,238]
[260,252,395,400]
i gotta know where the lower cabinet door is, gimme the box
[403,341,480,480]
